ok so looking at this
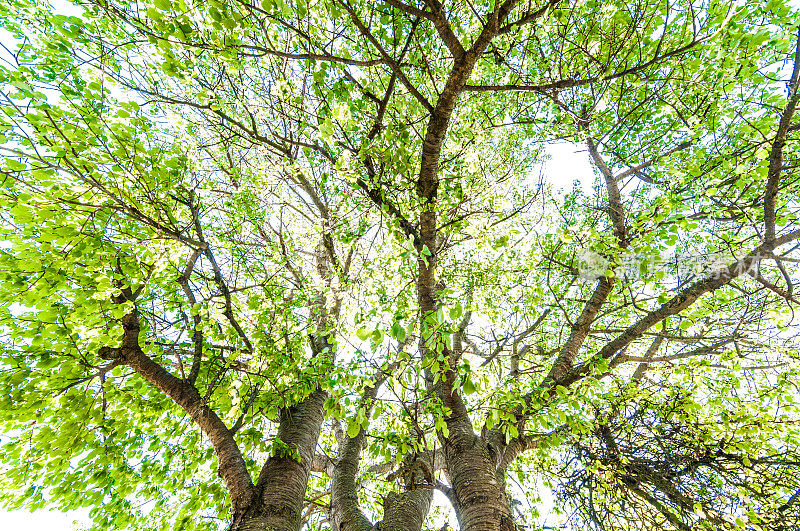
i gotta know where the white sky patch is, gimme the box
[0,509,90,529]
[542,142,595,196]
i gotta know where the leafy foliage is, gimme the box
[0,0,799,529]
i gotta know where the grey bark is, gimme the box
[330,367,433,531]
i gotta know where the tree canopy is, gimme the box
[1,0,800,529]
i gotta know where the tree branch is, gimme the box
[555,229,800,389]
[615,141,693,182]
[498,0,560,34]
[421,0,465,59]
[99,299,254,517]
[341,0,434,113]
[764,27,800,241]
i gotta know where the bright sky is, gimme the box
[0,509,90,529]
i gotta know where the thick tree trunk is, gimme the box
[331,449,433,531]
[444,433,515,531]
[380,489,434,531]
[330,422,373,531]
[235,388,327,531]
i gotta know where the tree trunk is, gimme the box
[329,364,433,531]
[380,489,434,531]
[235,388,327,530]
[445,434,515,531]
[329,421,373,531]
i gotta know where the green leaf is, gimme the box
[347,420,361,439]
[462,378,476,395]
[391,321,406,342]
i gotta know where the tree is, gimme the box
[1,0,799,529]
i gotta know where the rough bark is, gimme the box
[243,387,328,531]
[330,365,432,531]
[330,412,375,531]
[445,434,515,531]
[380,488,434,531]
